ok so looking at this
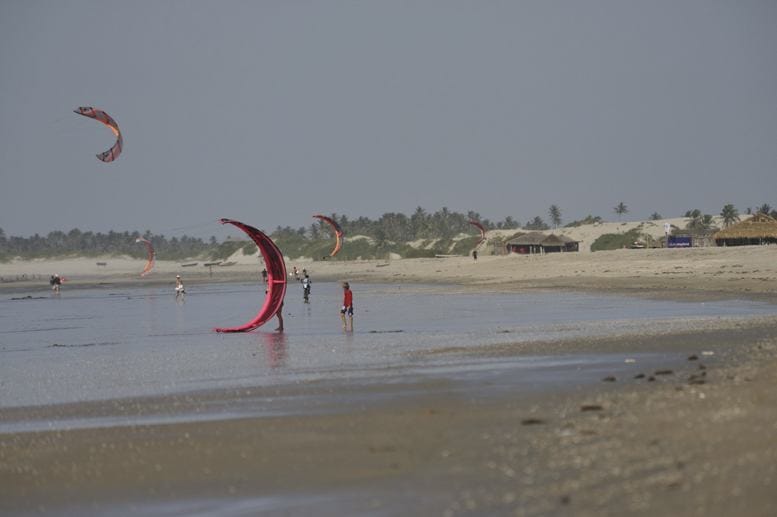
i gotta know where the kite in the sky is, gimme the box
[468,220,486,248]
[73,107,123,162]
[214,218,287,333]
[135,237,155,277]
[313,214,344,257]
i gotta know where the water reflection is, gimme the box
[260,331,287,368]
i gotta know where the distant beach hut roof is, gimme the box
[506,232,579,246]
[507,232,548,246]
[540,234,568,246]
[713,213,777,241]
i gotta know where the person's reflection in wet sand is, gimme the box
[261,331,288,368]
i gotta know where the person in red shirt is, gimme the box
[340,281,354,331]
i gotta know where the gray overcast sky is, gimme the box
[1,0,776,239]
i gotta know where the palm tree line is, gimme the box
[2,202,774,260]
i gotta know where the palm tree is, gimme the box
[613,202,629,220]
[720,204,740,228]
[525,216,549,230]
[501,216,519,229]
[548,205,562,228]
[757,203,772,215]
[650,212,662,220]
[687,214,716,235]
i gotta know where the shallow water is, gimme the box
[1,282,775,418]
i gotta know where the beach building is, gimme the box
[713,213,777,246]
[506,233,579,254]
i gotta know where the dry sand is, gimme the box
[1,245,777,515]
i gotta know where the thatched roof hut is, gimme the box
[713,213,777,246]
[506,233,579,254]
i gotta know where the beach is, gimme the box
[1,246,777,515]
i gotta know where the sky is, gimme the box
[1,0,776,240]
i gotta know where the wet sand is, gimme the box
[2,317,777,515]
[2,247,777,515]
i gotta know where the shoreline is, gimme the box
[2,246,777,303]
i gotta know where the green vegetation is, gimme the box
[720,204,740,228]
[564,215,602,228]
[548,205,562,228]
[590,228,642,252]
[0,228,214,263]
[0,207,510,262]
[613,202,629,220]
[4,202,772,262]
[524,216,549,230]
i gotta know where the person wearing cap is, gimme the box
[175,274,185,300]
[340,281,354,331]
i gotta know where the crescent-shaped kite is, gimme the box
[313,214,344,257]
[214,218,287,333]
[135,237,155,277]
[469,220,486,248]
[73,107,123,162]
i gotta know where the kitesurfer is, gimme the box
[340,281,354,331]
[175,274,185,300]
[50,274,61,293]
[302,270,311,303]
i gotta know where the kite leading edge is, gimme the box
[214,218,287,333]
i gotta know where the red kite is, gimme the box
[214,218,287,333]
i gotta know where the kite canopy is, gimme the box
[469,220,486,248]
[313,214,344,257]
[135,237,155,277]
[73,107,123,162]
[214,218,287,333]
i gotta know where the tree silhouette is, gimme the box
[613,202,629,220]
[548,205,562,228]
[686,214,716,235]
[649,212,662,220]
[525,216,549,230]
[757,203,772,215]
[720,204,740,228]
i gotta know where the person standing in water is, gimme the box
[275,301,284,332]
[50,274,62,293]
[175,274,185,301]
[340,281,354,331]
[302,270,311,303]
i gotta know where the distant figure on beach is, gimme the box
[302,270,311,303]
[261,268,268,292]
[275,301,284,332]
[175,274,185,300]
[472,250,478,261]
[50,274,61,293]
[292,266,300,280]
[340,281,354,331]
